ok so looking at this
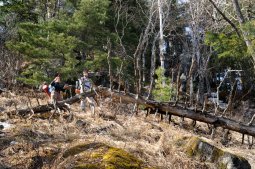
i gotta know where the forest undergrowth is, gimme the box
[0,90,254,169]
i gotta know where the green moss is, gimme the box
[91,152,104,159]
[218,162,227,169]
[186,136,226,162]
[63,142,106,158]
[73,164,100,169]
[185,136,200,157]
[103,147,142,169]
[64,142,153,169]
[211,148,224,162]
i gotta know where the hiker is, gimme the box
[50,73,66,102]
[40,73,72,103]
[76,69,96,113]
[40,81,53,103]
[42,81,51,99]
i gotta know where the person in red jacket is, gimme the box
[42,81,51,98]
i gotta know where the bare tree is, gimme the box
[157,0,174,86]
[208,0,241,37]
[232,0,255,64]
[158,0,165,72]
[113,0,157,93]
[208,0,255,66]
[132,0,158,94]
[147,33,159,99]
[107,38,113,90]
[0,46,23,89]
[186,0,214,105]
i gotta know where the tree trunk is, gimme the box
[232,0,255,64]
[222,80,237,116]
[208,0,241,37]
[175,66,181,101]
[134,34,143,94]
[107,38,113,90]
[6,88,255,137]
[142,41,149,83]
[198,73,205,104]
[46,0,51,20]
[158,0,166,86]
[147,33,158,99]
[189,76,194,105]
[133,1,156,94]
[53,0,60,17]
[99,88,255,137]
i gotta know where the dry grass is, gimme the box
[0,91,254,169]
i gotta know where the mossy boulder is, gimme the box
[63,142,152,169]
[218,153,251,169]
[185,136,251,169]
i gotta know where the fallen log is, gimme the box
[2,91,95,116]
[2,87,255,137]
[98,87,255,137]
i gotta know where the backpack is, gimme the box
[48,85,55,93]
[76,77,92,93]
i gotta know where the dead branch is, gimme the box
[98,87,255,137]
[2,91,95,116]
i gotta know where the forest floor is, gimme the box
[0,90,254,169]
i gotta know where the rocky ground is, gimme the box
[0,90,254,169]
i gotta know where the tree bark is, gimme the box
[158,0,166,86]
[107,38,113,90]
[99,88,255,137]
[232,0,255,64]
[142,40,149,83]
[4,88,255,137]
[134,34,143,94]
[133,1,156,94]
[147,33,159,99]
[208,0,241,37]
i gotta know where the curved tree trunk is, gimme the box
[232,0,255,64]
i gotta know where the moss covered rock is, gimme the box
[185,136,251,169]
[63,142,152,169]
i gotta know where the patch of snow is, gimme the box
[0,122,12,130]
